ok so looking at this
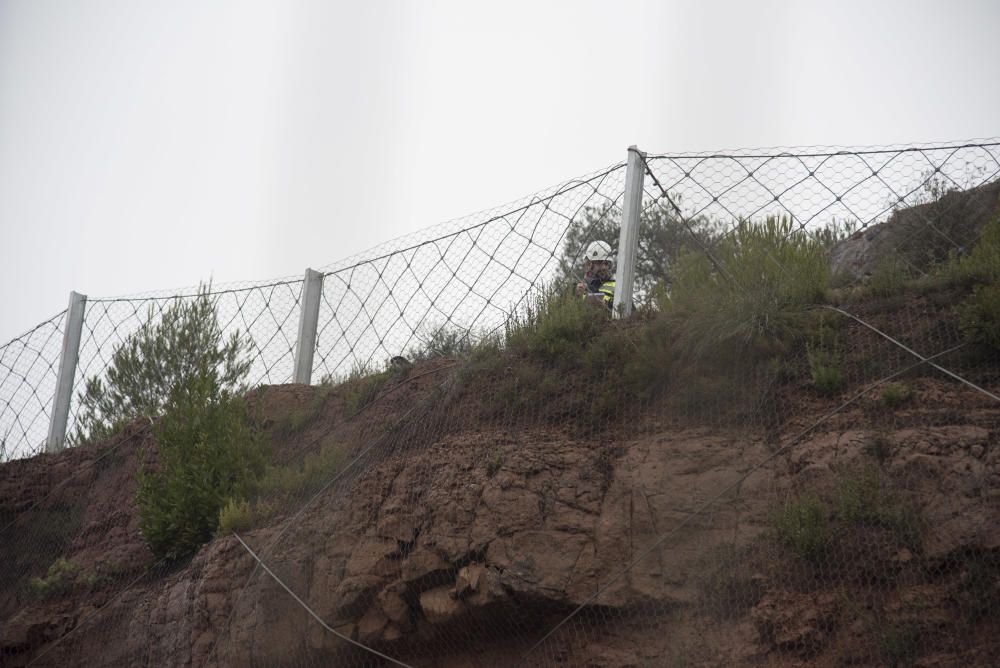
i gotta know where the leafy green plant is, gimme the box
[214,442,343,536]
[958,283,1000,349]
[27,558,82,599]
[881,382,913,408]
[258,442,344,500]
[807,344,845,396]
[774,493,830,563]
[836,464,886,525]
[136,368,266,560]
[72,284,251,445]
[835,465,922,550]
[941,208,1000,286]
[485,445,504,478]
[217,498,255,535]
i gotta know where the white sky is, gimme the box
[1,0,998,342]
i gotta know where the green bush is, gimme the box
[945,209,1000,285]
[217,498,255,535]
[259,443,344,499]
[866,255,911,298]
[958,283,1000,349]
[808,345,845,396]
[881,382,913,408]
[836,464,886,525]
[136,368,267,560]
[73,284,251,445]
[485,445,504,477]
[27,558,82,599]
[774,493,830,563]
[835,465,922,550]
[214,443,343,536]
[660,216,829,355]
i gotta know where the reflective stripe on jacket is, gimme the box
[597,280,615,308]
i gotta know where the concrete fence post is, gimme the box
[47,291,86,452]
[613,145,646,318]
[293,268,324,385]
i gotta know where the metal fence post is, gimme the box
[47,291,86,452]
[293,268,324,385]
[613,145,646,318]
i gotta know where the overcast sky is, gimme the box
[1,0,998,342]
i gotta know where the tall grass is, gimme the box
[504,288,607,364]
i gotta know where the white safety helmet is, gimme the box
[584,240,614,264]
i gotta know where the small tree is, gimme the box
[72,284,252,444]
[137,366,266,559]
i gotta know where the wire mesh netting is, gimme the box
[0,311,67,462]
[1,139,1000,667]
[67,278,305,447]
[311,163,628,379]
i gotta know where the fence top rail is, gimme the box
[646,137,1000,160]
[0,309,68,352]
[88,276,306,305]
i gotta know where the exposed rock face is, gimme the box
[204,427,778,666]
[829,178,1000,279]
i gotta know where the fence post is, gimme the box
[47,291,86,453]
[293,268,324,385]
[613,145,646,318]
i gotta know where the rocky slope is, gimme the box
[2,343,999,667]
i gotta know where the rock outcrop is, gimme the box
[829,178,1000,279]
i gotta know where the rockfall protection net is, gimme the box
[0,311,66,462]
[1,139,1000,667]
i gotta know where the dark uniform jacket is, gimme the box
[583,274,616,310]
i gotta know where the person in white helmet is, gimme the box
[575,240,616,311]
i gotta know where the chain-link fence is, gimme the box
[2,139,1000,667]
